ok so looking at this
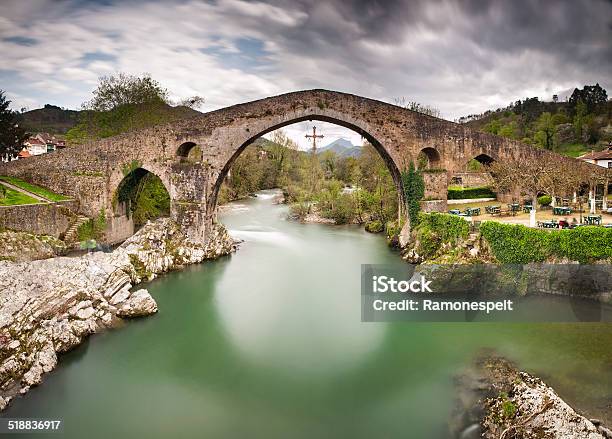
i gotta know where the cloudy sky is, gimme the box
[1,0,611,148]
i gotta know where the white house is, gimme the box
[579,145,612,168]
[23,137,47,156]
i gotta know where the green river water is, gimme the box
[4,189,612,438]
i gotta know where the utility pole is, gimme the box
[305,126,324,153]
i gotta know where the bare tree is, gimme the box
[393,97,442,118]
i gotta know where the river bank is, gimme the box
[452,354,611,438]
[0,218,235,410]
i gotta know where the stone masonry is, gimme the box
[0,89,603,244]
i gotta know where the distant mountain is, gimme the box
[316,138,361,158]
[16,104,79,134]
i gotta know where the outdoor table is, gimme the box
[485,205,500,214]
[544,220,558,228]
[523,205,533,213]
[552,206,572,215]
[538,219,558,228]
[464,207,481,216]
[585,215,602,225]
[508,203,520,216]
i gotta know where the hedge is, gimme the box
[480,221,612,264]
[447,186,496,200]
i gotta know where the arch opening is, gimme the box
[416,147,441,170]
[114,167,170,230]
[468,153,495,170]
[209,115,405,216]
[176,142,202,163]
[210,116,405,229]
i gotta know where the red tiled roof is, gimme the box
[18,149,31,158]
[25,138,45,145]
[36,132,56,143]
[579,149,612,160]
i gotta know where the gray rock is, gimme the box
[117,289,158,318]
[0,219,234,411]
[109,286,131,305]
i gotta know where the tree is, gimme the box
[534,112,555,150]
[84,73,169,111]
[573,99,588,139]
[66,73,195,144]
[489,156,551,226]
[0,90,28,161]
[394,97,441,118]
[569,83,608,114]
[320,150,338,178]
[267,130,298,179]
[176,96,205,109]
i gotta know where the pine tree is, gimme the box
[0,90,28,161]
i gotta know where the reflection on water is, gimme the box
[4,189,612,439]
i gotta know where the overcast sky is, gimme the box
[1,0,610,148]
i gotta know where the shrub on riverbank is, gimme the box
[365,220,383,233]
[411,212,470,260]
[447,186,495,200]
[479,221,612,263]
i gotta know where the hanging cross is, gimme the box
[305,126,324,152]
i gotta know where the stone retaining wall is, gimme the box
[0,201,79,238]
[420,199,447,212]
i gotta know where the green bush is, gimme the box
[77,210,107,242]
[447,186,496,200]
[365,220,383,233]
[413,212,470,259]
[538,195,552,206]
[480,221,612,263]
[289,202,309,220]
[418,212,470,243]
[322,193,355,224]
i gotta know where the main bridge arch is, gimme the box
[206,113,405,216]
[1,89,602,245]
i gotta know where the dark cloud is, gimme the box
[0,0,610,118]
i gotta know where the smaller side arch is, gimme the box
[472,153,495,166]
[176,142,200,162]
[107,166,171,243]
[417,147,441,169]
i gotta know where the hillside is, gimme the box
[461,84,611,158]
[16,105,79,134]
[16,103,202,136]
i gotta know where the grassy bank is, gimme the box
[0,187,40,206]
[0,176,70,202]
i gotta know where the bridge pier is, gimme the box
[169,164,213,244]
[171,201,210,243]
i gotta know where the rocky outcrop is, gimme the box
[451,355,611,439]
[0,230,67,262]
[0,218,235,410]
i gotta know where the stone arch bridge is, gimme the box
[0,89,602,244]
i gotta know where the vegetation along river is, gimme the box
[5,189,612,438]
